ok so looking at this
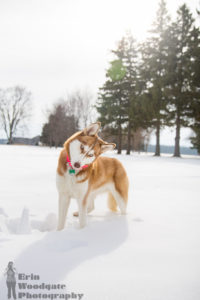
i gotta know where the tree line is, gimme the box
[97,0,200,156]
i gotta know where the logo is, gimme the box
[4,261,17,299]
[4,261,84,299]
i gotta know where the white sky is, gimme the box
[0,0,199,145]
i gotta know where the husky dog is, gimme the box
[56,122,129,230]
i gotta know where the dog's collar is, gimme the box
[66,155,88,175]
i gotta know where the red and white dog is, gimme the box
[56,122,129,230]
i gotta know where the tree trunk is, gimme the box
[8,132,13,144]
[118,124,122,154]
[126,121,131,155]
[155,119,160,156]
[174,114,181,157]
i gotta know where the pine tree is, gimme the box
[97,38,127,154]
[165,4,199,157]
[41,101,78,147]
[97,34,151,154]
[140,0,170,156]
[189,9,200,154]
[115,33,139,154]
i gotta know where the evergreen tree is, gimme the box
[97,38,129,154]
[189,9,200,154]
[41,102,78,147]
[115,33,140,154]
[97,34,150,154]
[165,4,200,157]
[140,0,170,156]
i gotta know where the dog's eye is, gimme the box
[88,153,94,157]
[80,144,84,151]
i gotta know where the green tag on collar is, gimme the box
[69,169,75,174]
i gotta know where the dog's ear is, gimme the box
[101,143,116,153]
[83,122,101,136]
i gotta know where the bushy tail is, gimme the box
[107,192,118,212]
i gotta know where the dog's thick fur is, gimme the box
[56,123,129,230]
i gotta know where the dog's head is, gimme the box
[64,122,116,171]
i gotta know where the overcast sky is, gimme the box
[0,0,199,145]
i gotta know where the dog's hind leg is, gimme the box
[111,167,129,215]
[87,197,95,214]
[111,189,127,214]
[57,193,70,231]
[109,183,128,215]
[107,192,118,212]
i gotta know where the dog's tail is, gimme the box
[107,192,118,212]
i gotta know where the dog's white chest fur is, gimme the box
[56,171,88,200]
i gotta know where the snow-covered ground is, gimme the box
[0,145,200,300]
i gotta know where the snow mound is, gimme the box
[0,207,57,234]
[0,207,8,217]
[31,213,57,232]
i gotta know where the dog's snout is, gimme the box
[74,162,81,169]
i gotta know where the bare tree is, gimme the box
[66,89,96,129]
[0,86,32,144]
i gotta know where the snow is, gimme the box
[0,145,200,300]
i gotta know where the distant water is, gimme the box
[0,139,7,144]
[147,144,198,156]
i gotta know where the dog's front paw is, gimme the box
[57,226,64,231]
[79,218,87,229]
[79,223,86,229]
